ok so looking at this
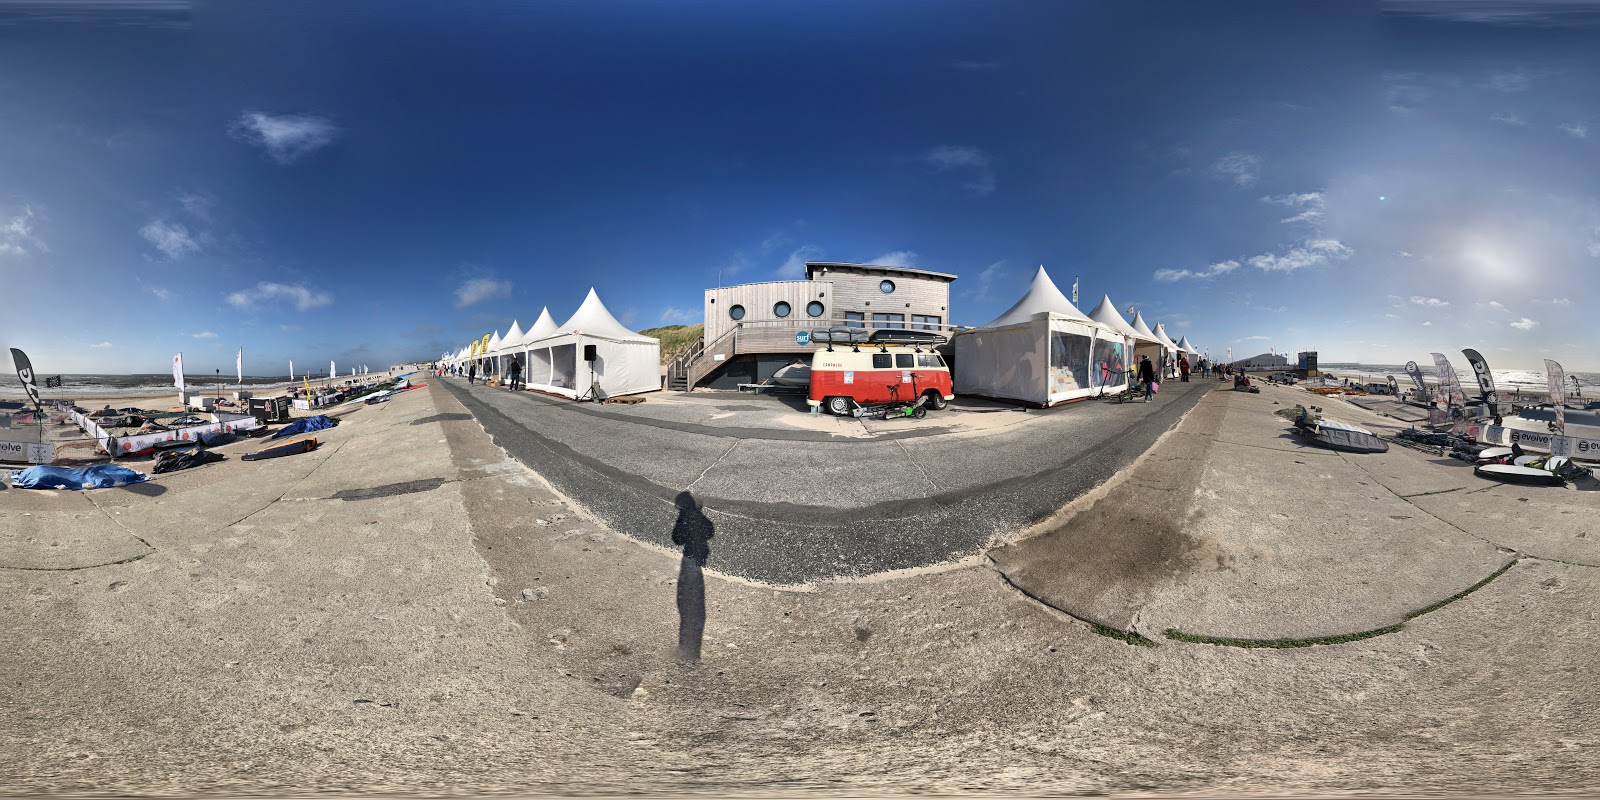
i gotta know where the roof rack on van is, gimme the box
[866,329,947,347]
[812,327,869,351]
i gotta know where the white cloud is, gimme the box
[962,260,1007,303]
[150,287,174,301]
[1212,152,1262,187]
[1559,121,1589,139]
[869,250,918,269]
[228,281,334,311]
[1245,239,1352,273]
[1422,321,1433,327]
[1491,111,1528,126]
[1262,191,1325,224]
[1410,295,1450,307]
[89,341,113,349]
[659,306,698,325]
[192,331,218,339]
[1485,69,1532,92]
[1154,259,1240,282]
[1539,297,1572,306]
[1510,317,1540,330]
[230,111,340,165]
[140,219,199,259]
[1,206,45,257]
[1383,72,1433,112]
[280,324,303,333]
[776,245,825,279]
[177,191,214,221]
[1385,313,1401,318]
[924,146,996,196]
[452,277,511,308]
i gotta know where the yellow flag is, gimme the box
[481,333,492,353]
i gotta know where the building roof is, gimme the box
[981,265,1091,328]
[805,261,958,282]
[1175,335,1200,356]
[1129,311,1160,342]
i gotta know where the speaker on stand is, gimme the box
[576,344,602,403]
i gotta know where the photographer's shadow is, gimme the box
[671,490,713,662]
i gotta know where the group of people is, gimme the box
[438,358,524,391]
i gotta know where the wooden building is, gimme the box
[668,261,957,390]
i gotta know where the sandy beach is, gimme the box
[4,376,1596,795]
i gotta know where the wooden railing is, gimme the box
[673,319,963,390]
[686,328,739,388]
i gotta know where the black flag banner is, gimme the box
[1404,360,1428,400]
[1387,375,1399,396]
[1461,348,1499,418]
[44,375,62,389]
[8,348,42,411]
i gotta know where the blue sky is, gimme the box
[1,0,1597,374]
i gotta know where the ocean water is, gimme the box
[0,373,376,399]
[1319,363,1598,396]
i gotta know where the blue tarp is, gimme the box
[9,464,148,490]
[269,414,338,440]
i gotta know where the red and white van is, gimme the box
[807,345,954,415]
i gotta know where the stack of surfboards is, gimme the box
[1473,447,1577,486]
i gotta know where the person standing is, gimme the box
[1137,354,1156,402]
[468,362,477,385]
[1179,355,1191,383]
[508,358,523,391]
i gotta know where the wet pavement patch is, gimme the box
[410,413,473,426]
[332,477,447,501]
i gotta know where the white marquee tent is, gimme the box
[1152,323,1182,377]
[1175,335,1202,359]
[953,266,1127,406]
[523,289,661,399]
[1128,311,1169,378]
[1086,294,1154,388]
[492,319,524,371]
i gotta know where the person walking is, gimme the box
[1137,354,1156,402]
[508,358,523,391]
[1179,355,1191,383]
[468,362,476,385]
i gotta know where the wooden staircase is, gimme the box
[663,328,738,392]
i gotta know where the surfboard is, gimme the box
[241,437,318,461]
[1474,463,1564,486]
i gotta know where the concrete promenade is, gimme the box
[3,376,1597,795]
[439,378,1213,584]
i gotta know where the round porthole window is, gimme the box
[880,279,896,294]
[729,304,746,320]
[806,301,825,317]
[774,301,791,318]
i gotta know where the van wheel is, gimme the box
[923,389,948,410]
[825,396,852,416]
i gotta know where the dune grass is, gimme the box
[638,323,704,365]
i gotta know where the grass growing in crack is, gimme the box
[1093,623,1158,647]
[1403,559,1518,621]
[1163,624,1405,649]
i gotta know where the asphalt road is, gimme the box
[442,378,1212,584]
